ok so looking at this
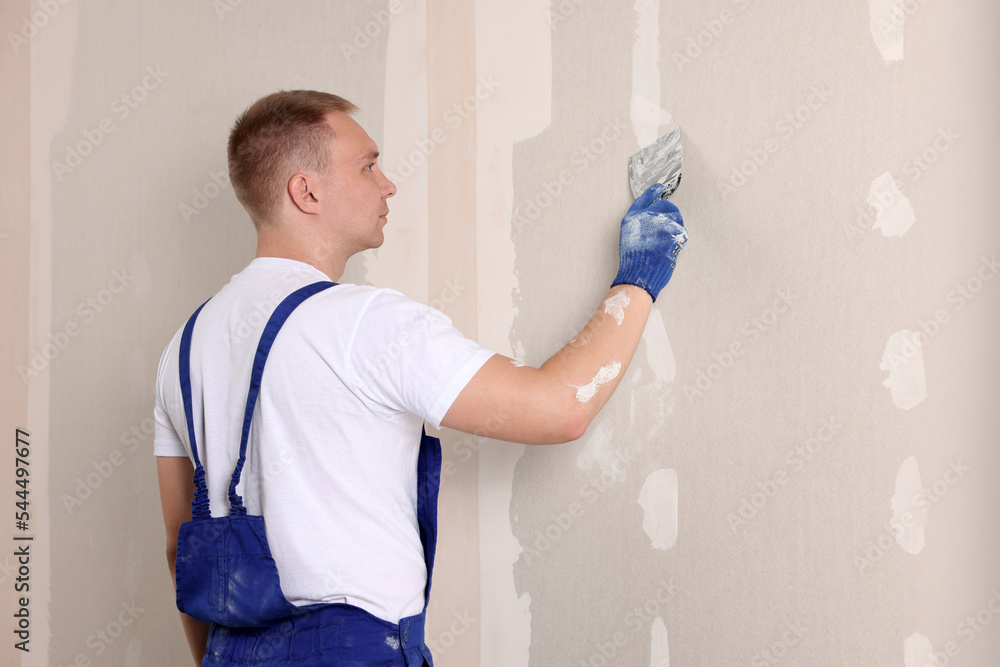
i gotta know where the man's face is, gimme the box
[318,111,396,253]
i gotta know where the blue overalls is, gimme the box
[175,282,439,666]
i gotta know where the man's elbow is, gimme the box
[166,545,178,572]
[548,406,591,444]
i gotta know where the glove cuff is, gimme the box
[612,249,678,302]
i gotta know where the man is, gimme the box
[154,90,686,666]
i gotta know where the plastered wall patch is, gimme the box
[869,0,904,62]
[650,617,670,666]
[476,1,552,664]
[367,0,429,299]
[631,0,670,148]
[868,172,915,237]
[638,308,677,421]
[637,469,678,550]
[892,457,927,554]
[904,632,934,667]
[630,367,667,434]
[575,420,617,474]
[642,308,676,385]
[880,330,927,410]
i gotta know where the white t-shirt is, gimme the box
[153,257,494,623]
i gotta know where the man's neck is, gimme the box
[255,233,346,281]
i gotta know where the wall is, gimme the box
[2,1,998,665]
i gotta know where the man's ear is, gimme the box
[287,173,320,215]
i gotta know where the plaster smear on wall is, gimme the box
[631,0,672,148]
[642,309,676,387]
[637,468,678,550]
[366,0,429,302]
[628,0,680,432]
[650,617,670,666]
[869,0,905,62]
[28,2,83,661]
[892,457,927,554]
[904,632,935,667]
[880,330,927,410]
[575,420,617,474]
[633,309,677,431]
[476,1,552,664]
[630,368,667,439]
[868,172,916,237]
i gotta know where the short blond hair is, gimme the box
[227,90,358,226]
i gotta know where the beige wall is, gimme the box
[2,1,998,666]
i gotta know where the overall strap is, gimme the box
[227,281,337,515]
[179,300,212,520]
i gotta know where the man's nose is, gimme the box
[381,170,396,198]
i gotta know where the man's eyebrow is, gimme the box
[360,149,379,162]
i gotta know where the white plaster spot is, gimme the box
[384,634,401,650]
[631,0,668,148]
[892,457,927,554]
[510,358,526,367]
[603,290,632,326]
[638,469,678,550]
[904,632,934,667]
[650,617,670,666]
[880,330,927,410]
[868,172,915,237]
[573,361,621,403]
[869,0,905,62]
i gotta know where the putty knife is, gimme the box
[627,126,682,200]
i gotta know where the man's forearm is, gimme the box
[180,611,210,665]
[167,554,211,665]
[538,283,653,434]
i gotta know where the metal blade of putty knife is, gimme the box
[627,126,683,200]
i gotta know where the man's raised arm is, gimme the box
[442,183,687,445]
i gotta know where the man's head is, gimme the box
[228,90,396,273]
[227,91,365,224]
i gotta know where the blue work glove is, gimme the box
[611,183,687,302]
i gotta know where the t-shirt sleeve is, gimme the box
[347,289,495,429]
[153,333,191,458]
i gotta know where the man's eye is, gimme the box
[366,163,375,171]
